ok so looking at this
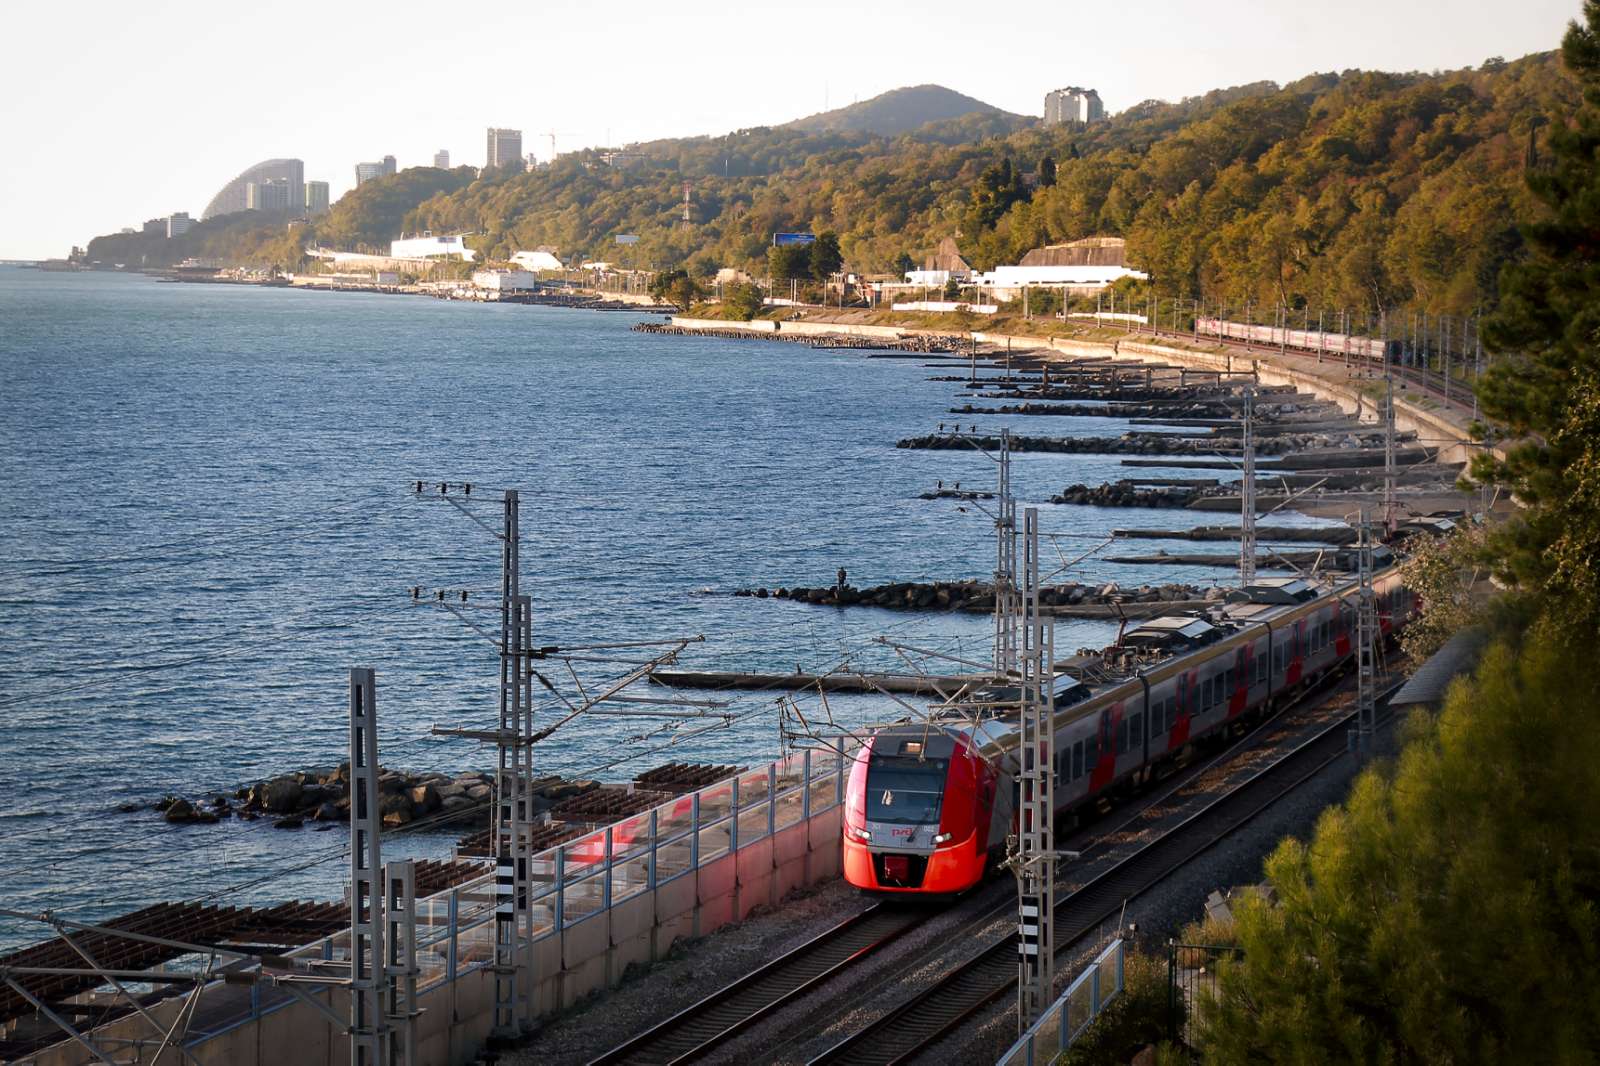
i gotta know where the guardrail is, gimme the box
[996,938,1125,1066]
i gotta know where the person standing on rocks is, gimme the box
[836,567,848,595]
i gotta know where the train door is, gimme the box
[1286,619,1306,685]
[1229,645,1251,717]
[1089,704,1120,792]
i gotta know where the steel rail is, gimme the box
[586,904,924,1066]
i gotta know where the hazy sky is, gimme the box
[0,0,1580,259]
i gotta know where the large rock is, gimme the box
[164,798,195,823]
[379,792,413,827]
[436,782,467,801]
[256,775,302,813]
[409,784,440,814]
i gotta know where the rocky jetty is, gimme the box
[896,430,1386,457]
[1051,481,1217,508]
[733,578,1221,613]
[148,767,598,831]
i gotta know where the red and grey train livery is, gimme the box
[843,569,1417,895]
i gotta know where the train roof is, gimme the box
[1231,577,1320,604]
[1122,616,1221,650]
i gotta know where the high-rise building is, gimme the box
[246,179,294,213]
[433,149,450,168]
[486,128,523,169]
[305,181,330,214]
[202,158,304,219]
[354,155,397,186]
[142,218,166,235]
[1043,87,1105,126]
[165,212,193,238]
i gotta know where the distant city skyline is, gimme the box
[0,0,1583,258]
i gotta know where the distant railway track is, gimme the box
[808,681,1404,1066]
[1135,325,1472,413]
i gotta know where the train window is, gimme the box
[1256,654,1268,683]
[1165,698,1176,731]
[1073,740,1084,778]
[1131,712,1143,747]
[1223,668,1235,693]
[1117,716,1128,754]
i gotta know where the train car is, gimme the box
[1194,318,1402,362]
[842,569,1416,895]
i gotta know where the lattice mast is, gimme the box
[1355,510,1379,754]
[994,428,1020,679]
[1383,374,1398,540]
[1016,506,1056,1030]
[491,490,535,1036]
[348,669,387,1066]
[1239,386,1257,588]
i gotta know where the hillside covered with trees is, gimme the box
[86,54,1577,320]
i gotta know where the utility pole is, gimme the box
[348,668,387,1066]
[994,428,1019,680]
[1353,511,1378,755]
[1015,506,1056,1031]
[1239,386,1257,588]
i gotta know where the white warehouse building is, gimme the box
[389,234,476,261]
[971,264,1146,299]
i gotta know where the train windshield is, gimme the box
[865,755,947,824]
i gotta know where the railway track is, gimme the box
[585,663,1385,1066]
[808,683,1402,1066]
[586,905,925,1065]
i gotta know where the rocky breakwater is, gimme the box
[1051,480,1224,509]
[146,767,599,831]
[733,577,1221,614]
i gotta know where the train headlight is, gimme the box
[850,827,871,841]
[933,832,953,845]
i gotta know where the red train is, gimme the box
[843,569,1415,894]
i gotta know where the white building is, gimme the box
[389,234,476,261]
[971,263,1146,299]
[510,249,563,272]
[471,269,540,291]
[165,212,193,238]
[1044,87,1105,125]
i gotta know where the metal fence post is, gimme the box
[553,846,566,930]
[446,889,459,983]
[691,793,701,868]
[730,778,740,854]
[603,828,614,911]
[801,750,812,820]
[648,810,658,889]
[835,747,845,807]
[767,764,776,837]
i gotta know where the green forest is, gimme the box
[88,51,1575,322]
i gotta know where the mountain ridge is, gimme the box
[780,83,1027,136]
